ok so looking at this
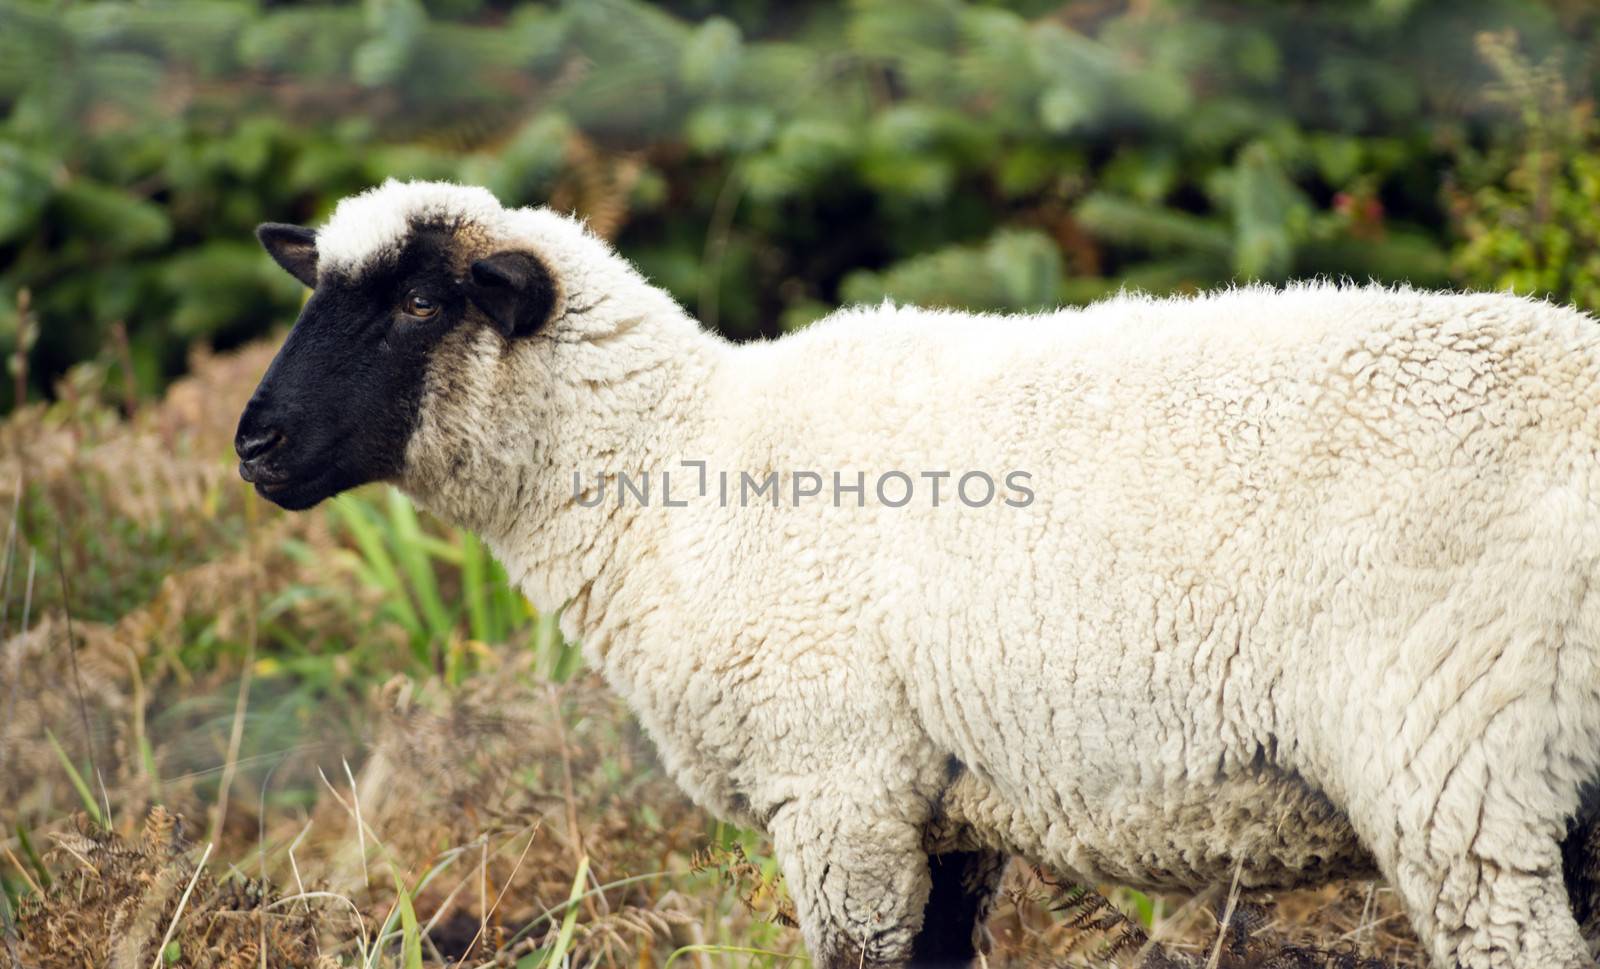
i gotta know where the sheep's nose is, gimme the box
[235,407,285,462]
[236,429,282,460]
[235,428,284,462]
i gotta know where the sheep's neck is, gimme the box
[421,306,722,650]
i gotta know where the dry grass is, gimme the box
[0,342,1427,969]
[12,807,330,969]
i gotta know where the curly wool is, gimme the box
[326,180,1600,969]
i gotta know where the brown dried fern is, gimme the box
[689,842,798,928]
[12,810,330,969]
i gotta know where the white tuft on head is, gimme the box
[315,179,511,275]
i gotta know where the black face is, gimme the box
[236,219,555,510]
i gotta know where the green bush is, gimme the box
[1449,29,1600,312]
[0,0,1596,406]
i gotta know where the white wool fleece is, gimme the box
[325,180,1600,969]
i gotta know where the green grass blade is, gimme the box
[541,855,589,968]
[45,728,104,828]
[531,610,580,682]
[1,873,17,931]
[13,826,49,890]
[410,532,463,564]
[333,498,407,597]
[368,902,402,969]
[533,610,559,680]
[551,642,582,683]
[488,557,529,642]
[395,883,424,969]
[460,531,493,643]
[385,489,455,646]
[1119,887,1157,927]
[331,496,425,645]
[137,733,160,789]
[502,871,668,949]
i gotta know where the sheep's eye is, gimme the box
[403,293,440,319]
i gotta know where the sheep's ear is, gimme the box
[256,223,319,289]
[467,251,556,338]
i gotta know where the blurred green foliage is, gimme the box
[0,0,1597,404]
[1449,28,1600,311]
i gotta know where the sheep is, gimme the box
[237,178,1600,969]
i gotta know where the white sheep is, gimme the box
[238,179,1600,969]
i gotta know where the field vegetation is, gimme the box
[3,0,1599,966]
[1,343,1431,967]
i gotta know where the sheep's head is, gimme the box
[236,181,559,510]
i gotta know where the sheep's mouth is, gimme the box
[240,463,291,489]
[255,478,294,497]
[240,462,343,511]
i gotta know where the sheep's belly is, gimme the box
[937,764,1377,892]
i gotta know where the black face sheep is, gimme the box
[238,179,1600,969]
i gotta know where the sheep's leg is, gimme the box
[1562,794,1600,951]
[1354,716,1596,968]
[1398,850,1591,969]
[769,797,934,969]
[908,850,1007,967]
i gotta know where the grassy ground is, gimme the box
[0,341,1429,968]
